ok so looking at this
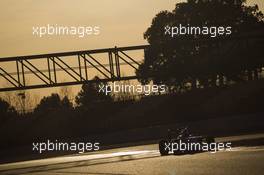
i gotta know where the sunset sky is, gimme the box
[0,0,180,57]
[0,0,263,57]
[0,0,263,109]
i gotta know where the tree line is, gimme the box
[136,0,264,92]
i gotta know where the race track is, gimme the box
[0,143,263,175]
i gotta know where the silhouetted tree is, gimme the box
[0,98,16,124]
[137,0,264,90]
[34,93,74,118]
[61,96,73,110]
[35,93,62,114]
[75,76,113,109]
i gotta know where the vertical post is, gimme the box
[78,54,82,81]
[16,60,21,87]
[83,54,88,80]
[114,46,120,78]
[47,57,52,84]
[144,48,147,59]
[20,60,25,86]
[52,57,57,83]
[108,51,114,78]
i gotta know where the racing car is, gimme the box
[159,127,215,155]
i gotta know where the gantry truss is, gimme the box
[0,45,149,92]
[1,34,264,92]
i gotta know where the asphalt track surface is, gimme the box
[0,135,264,175]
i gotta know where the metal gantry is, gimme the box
[1,34,264,92]
[0,45,149,92]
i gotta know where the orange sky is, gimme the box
[0,0,263,57]
[0,0,180,57]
